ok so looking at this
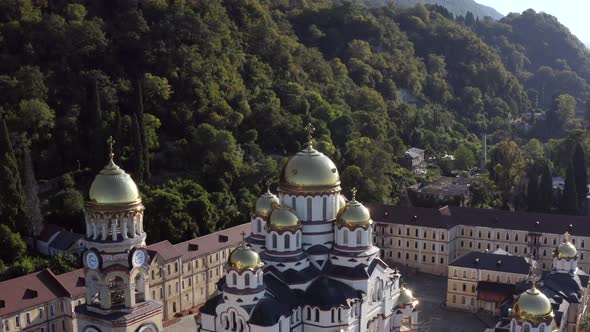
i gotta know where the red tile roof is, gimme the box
[146,240,182,261]
[174,223,249,261]
[0,269,67,316]
[369,204,589,236]
[55,269,85,298]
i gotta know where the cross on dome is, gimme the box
[351,187,358,202]
[107,136,115,160]
[528,262,538,288]
[304,122,315,148]
[564,231,571,242]
[240,231,247,242]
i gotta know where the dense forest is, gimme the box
[1,0,590,278]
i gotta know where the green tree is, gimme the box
[453,145,475,171]
[490,140,525,207]
[22,148,42,236]
[526,167,539,211]
[538,162,553,212]
[0,224,26,264]
[0,119,26,230]
[469,176,500,208]
[572,143,588,206]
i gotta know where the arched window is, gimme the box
[331,308,335,323]
[539,324,545,332]
[307,307,311,320]
[296,233,300,247]
[356,231,362,245]
[292,196,296,210]
[272,234,278,248]
[307,197,313,221]
[523,324,530,332]
[343,230,349,244]
[285,234,291,249]
[314,308,320,322]
[245,274,250,287]
[322,196,327,220]
[257,220,262,233]
[338,308,342,322]
[231,311,236,330]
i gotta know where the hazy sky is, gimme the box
[475,0,589,43]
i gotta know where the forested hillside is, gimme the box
[1,0,590,256]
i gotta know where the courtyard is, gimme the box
[404,271,494,332]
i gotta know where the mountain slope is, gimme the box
[394,0,503,20]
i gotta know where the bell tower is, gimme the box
[76,137,163,332]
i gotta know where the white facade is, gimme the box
[200,143,418,332]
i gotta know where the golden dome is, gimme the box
[556,233,577,259]
[89,159,140,205]
[254,190,279,217]
[337,194,347,211]
[513,286,554,323]
[279,146,340,193]
[267,205,301,232]
[398,287,417,306]
[336,190,372,229]
[227,243,263,271]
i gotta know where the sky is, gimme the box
[475,0,590,43]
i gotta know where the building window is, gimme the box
[432,244,435,251]
[415,229,418,237]
[461,228,464,236]
[462,284,466,291]
[151,270,155,280]
[50,304,55,317]
[356,231,362,245]
[168,264,171,274]
[306,307,311,320]
[440,257,444,264]
[553,238,556,245]
[272,234,278,248]
[470,298,475,306]
[62,320,65,331]
[406,253,409,260]
[422,255,426,262]
[398,240,401,246]
[60,302,65,313]
[461,241,464,248]
[423,243,427,250]
[431,257,435,263]
[423,231,427,238]
[478,231,481,238]
[454,269,457,277]
[39,307,44,319]
[461,296,465,304]
[442,233,445,240]
[506,234,509,241]
[398,252,401,258]
[496,275,500,282]
[515,234,519,242]
[343,230,349,244]
[487,232,491,239]
[477,243,481,249]
[285,234,291,249]
[257,220,262,233]
[322,196,327,220]
[469,242,472,248]
[307,197,312,221]
[469,230,473,237]
[245,274,250,287]
[471,285,475,292]
[26,313,30,324]
[414,254,417,261]
[15,316,20,328]
[314,308,319,322]
[398,228,401,235]
[507,276,511,283]
[452,295,456,303]
[406,228,409,236]
[296,233,300,247]
[463,271,466,278]
[496,232,500,240]
[441,245,445,251]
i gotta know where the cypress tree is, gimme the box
[89,80,104,170]
[136,80,150,179]
[526,167,539,211]
[22,148,43,237]
[0,119,27,231]
[132,114,144,182]
[561,162,578,214]
[572,143,588,205]
[113,109,122,158]
[538,162,553,212]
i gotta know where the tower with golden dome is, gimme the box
[200,124,418,332]
[510,280,558,332]
[76,137,163,332]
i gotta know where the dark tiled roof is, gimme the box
[449,252,530,274]
[303,276,361,310]
[325,260,369,279]
[370,204,590,236]
[50,230,83,251]
[199,294,222,315]
[38,224,62,242]
[173,223,249,261]
[146,240,182,261]
[248,297,290,326]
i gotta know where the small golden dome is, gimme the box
[268,205,301,232]
[337,194,347,211]
[556,233,577,259]
[255,190,279,217]
[227,243,263,271]
[89,159,140,205]
[336,190,372,229]
[279,146,340,193]
[398,287,417,306]
[513,286,554,323]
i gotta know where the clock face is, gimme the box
[132,249,146,267]
[85,251,99,270]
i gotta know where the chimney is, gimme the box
[474,258,479,265]
[496,260,502,266]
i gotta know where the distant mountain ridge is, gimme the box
[366,0,503,20]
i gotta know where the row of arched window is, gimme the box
[270,232,301,250]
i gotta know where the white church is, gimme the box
[199,125,419,332]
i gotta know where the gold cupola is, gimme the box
[254,188,279,218]
[398,287,418,307]
[267,205,301,232]
[555,232,577,260]
[227,240,264,272]
[336,188,373,229]
[279,123,340,194]
[88,137,140,205]
[513,284,554,324]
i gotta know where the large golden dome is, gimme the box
[279,146,340,193]
[398,287,418,307]
[556,233,577,259]
[513,286,554,323]
[336,190,372,229]
[267,205,301,232]
[89,159,140,205]
[255,190,279,218]
[227,243,263,271]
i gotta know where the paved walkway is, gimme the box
[164,314,198,332]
